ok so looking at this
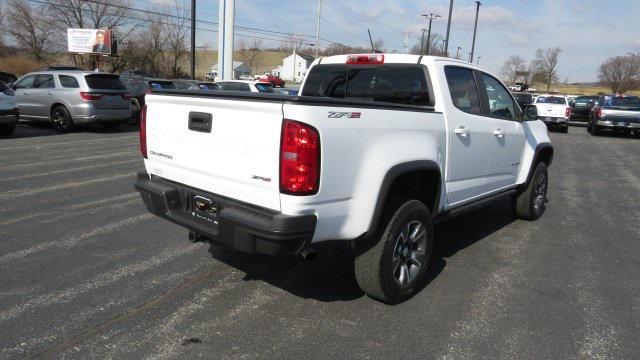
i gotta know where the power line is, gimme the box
[319,17,369,46]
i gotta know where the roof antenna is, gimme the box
[368,29,375,52]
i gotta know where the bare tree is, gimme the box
[531,47,562,92]
[409,33,444,56]
[164,0,189,77]
[499,55,527,85]
[2,0,55,62]
[237,38,263,74]
[598,55,640,94]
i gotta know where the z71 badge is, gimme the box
[328,111,361,119]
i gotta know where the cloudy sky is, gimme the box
[151,0,640,82]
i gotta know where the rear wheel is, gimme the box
[51,105,75,133]
[0,122,16,135]
[513,162,548,220]
[354,199,433,304]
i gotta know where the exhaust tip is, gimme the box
[300,247,317,261]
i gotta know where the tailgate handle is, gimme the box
[188,112,212,133]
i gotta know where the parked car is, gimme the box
[13,71,132,132]
[534,94,570,132]
[512,92,534,109]
[508,82,529,92]
[0,80,18,135]
[216,80,275,93]
[238,75,254,81]
[135,53,552,303]
[257,74,285,87]
[0,71,17,86]
[587,95,640,136]
[120,70,176,124]
[570,95,598,121]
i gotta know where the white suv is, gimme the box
[0,81,18,136]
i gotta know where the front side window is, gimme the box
[444,67,481,115]
[34,74,55,89]
[14,75,35,89]
[481,73,516,120]
[59,75,80,88]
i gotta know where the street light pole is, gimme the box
[190,0,196,79]
[444,0,454,56]
[422,13,441,55]
[315,0,322,58]
[470,1,481,63]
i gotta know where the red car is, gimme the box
[258,74,285,88]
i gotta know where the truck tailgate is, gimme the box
[537,104,566,118]
[144,94,284,211]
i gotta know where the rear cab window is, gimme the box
[536,96,567,105]
[85,74,126,90]
[302,64,431,106]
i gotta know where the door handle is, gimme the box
[493,129,505,137]
[454,126,469,137]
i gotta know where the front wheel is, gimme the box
[354,199,433,304]
[513,162,548,220]
[0,122,16,135]
[51,105,75,133]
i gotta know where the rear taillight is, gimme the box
[565,107,572,119]
[140,105,147,159]
[122,93,132,100]
[595,107,602,118]
[346,54,385,65]
[79,92,103,101]
[280,120,320,195]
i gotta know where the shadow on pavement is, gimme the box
[207,197,516,303]
[3,121,139,140]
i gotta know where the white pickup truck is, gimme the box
[534,94,571,133]
[135,54,553,303]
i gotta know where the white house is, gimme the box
[271,65,283,78]
[281,52,314,83]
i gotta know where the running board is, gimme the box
[434,189,516,225]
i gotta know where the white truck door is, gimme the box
[478,73,527,191]
[443,66,495,205]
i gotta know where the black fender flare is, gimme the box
[364,160,441,238]
[520,142,553,191]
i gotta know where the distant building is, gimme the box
[281,52,314,83]
[271,65,283,78]
[210,61,252,80]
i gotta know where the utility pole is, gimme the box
[456,46,462,59]
[218,0,235,80]
[444,0,454,56]
[315,0,322,58]
[368,29,375,52]
[442,39,446,54]
[190,0,196,79]
[470,1,481,64]
[422,13,441,55]
[420,29,426,54]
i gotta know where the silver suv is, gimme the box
[13,71,132,132]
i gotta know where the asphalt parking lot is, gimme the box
[1,123,639,359]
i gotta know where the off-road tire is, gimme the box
[513,161,548,220]
[354,199,433,304]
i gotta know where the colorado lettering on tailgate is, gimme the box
[328,111,361,119]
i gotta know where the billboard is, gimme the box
[67,28,113,55]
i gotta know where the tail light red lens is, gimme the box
[140,105,147,159]
[595,107,602,118]
[79,92,103,101]
[565,107,572,118]
[280,120,320,195]
[346,54,385,65]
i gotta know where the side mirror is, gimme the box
[522,104,538,121]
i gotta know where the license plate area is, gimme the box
[189,194,219,223]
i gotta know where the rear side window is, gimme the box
[59,75,80,88]
[34,74,55,89]
[85,75,126,90]
[444,67,481,115]
[302,64,431,106]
